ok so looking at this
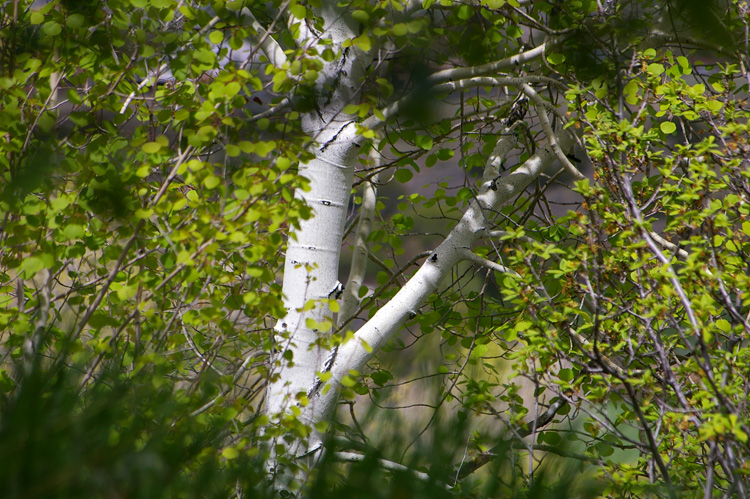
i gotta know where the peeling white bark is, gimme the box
[265,1,372,440]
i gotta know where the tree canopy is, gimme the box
[2,0,750,497]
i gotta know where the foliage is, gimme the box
[2,0,750,497]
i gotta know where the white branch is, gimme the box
[427,41,554,86]
[340,153,379,325]
[334,452,445,486]
[362,75,561,132]
[309,128,578,423]
[241,7,288,68]
[460,249,518,277]
[434,75,565,94]
[521,83,585,181]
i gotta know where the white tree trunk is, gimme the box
[265,1,371,456]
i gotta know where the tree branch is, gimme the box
[427,40,557,86]
[453,398,568,481]
[340,151,379,325]
[310,127,577,423]
[460,249,517,277]
[334,451,447,487]
[521,83,585,181]
[362,75,562,132]
[241,6,288,68]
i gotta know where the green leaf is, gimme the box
[371,370,391,386]
[142,142,162,154]
[394,169,413,183]
[209,30,224,44]
[354,35,371,52]
[352,10,369,22]
[623,79,639,105]
[204,175,221,189]
[457,5,473,19]
[415,135,433,151]
[63,224,85,241]
[66,14,85,29]
[30,11,44,24]
[222,447,240,460]
[660,121,676,134]
[704,100,723,112]
[646,63,665,76]
[226,144,240,157]
[559,368,574,382]
[715,319,731,332]
[506,25,523,38]
[470,344,489,359]
[547,53,565,65]
[436,148,454,160]
[21,257,44,278]
[290,4,306,19]
[42,21,61,36]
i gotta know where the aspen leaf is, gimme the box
[354,35,372,52]
[63,224,85,240]
[352,10,369,22]
[21,257,44,278]
[142,142,162,154]
[457,4,473,19]
[66,14,85,29]
[660,121,676,134]
[715,319,731,332]
[371,371,391,386]
[507,25,523,38]
[290,4,306,19]
[204,175,221,189]
[209,30,224,44]
[647,63,664,76]
[43,21,61,36]
[704,100,723,112]
[415,135,433,150]
[470,344,488,359]
[547,53,565,65]
[226,144,240,157]
[394,169,413,183]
